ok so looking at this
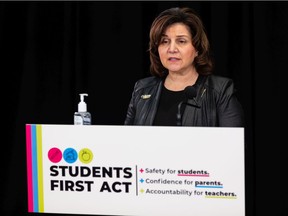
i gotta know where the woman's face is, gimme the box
[158,23,198,74]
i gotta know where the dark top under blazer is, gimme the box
[124,74,245,127]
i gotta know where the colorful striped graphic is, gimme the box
[26,124,44,212]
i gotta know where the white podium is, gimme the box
[26,124,245,216]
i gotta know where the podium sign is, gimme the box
[26,124,245,216]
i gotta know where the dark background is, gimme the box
[1,1,287,216]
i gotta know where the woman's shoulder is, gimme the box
[205,74,234,88]
[208,74,233,82]
[134,76,162,91]
[202,74,236,95]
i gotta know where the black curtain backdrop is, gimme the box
[1,1,287,216]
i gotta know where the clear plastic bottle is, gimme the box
[74,93,92,125]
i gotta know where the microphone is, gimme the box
[184,85,197,99]
[176,86,200,126]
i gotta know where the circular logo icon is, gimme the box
[63,148,78,163]
[48,147,62,163]
[79,148,93,164]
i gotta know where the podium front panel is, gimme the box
[26,124,245,216]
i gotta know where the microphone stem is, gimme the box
[176,100,201,126]
[176,101,184,126]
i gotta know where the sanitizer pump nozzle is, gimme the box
[78,93,88,112]
[74,93,92,125]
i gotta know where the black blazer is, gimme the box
[124,74,245,127]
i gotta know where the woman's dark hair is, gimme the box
[149,7,214,77]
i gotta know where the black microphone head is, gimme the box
[184,86,197,99]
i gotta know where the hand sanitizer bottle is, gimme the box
[74,93,92,125]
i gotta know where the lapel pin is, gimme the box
[141,94,151,99]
